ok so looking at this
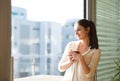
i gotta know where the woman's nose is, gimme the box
[75,31,79,35]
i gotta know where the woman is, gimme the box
[58,19,101,81]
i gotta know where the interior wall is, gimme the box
[0,0,11,81]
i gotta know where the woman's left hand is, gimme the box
[69,50,83,61]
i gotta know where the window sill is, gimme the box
[14,75,63,81]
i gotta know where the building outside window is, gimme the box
[11,0,84,79]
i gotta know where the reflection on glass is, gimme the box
[11,0,84,79]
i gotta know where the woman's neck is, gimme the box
[79,38,90,47]
[78,38,90,54]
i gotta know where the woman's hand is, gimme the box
[69,50,82,61]
[67,51,74,63]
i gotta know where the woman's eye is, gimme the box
[77,29,81,31]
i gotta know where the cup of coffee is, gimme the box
[73,51,80,54]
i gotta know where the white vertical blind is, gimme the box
[96,0,120,81]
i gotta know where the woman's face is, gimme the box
[74,23,89,40]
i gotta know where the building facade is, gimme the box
[12,6,63,78]
[62,19,77,52]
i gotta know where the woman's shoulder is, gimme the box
[67,41,78,46]
[92,48,101,56]
[96,48,101,53]
[91,48,100,52]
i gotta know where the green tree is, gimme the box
[110,58,120,81]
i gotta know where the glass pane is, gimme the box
[11,0,84,79]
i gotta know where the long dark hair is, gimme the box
[77,19,99,49]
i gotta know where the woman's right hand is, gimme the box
[67,50,74,63]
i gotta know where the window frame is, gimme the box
[0,0,96,81]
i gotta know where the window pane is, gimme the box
[11,0,84,79]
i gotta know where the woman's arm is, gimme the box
[79,56,90,74]
[84,49,101,78]
[71,50,90,74]
[58,58,73,72]
[58,42,74,72]
[71,49,100,78]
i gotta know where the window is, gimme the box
[14,26,17,30]
[66,34,73,40]
[12,12,18,15]
[33,28,40,30]
[20,13,24,16]
[11,0,84,79]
